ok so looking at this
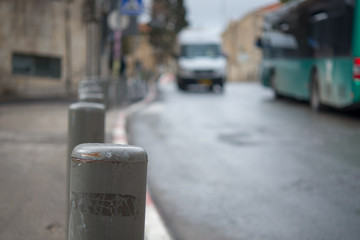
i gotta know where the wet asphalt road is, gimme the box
[129,82,360,240]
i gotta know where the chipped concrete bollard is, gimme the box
[67,102,105,223]
[78,77,110,108]
[78,92,105,104]
[68,143,148,240]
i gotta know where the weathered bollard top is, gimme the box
[78,92,104,103]
[71,143,148,163]
[69,102,105,111]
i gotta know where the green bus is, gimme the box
[259,0,360,110]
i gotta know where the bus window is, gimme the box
[259,0,360,110]
[311,0,354,57]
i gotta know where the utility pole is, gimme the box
[64,0,73,94]
[112,0,125,78]
[84,0,101,76]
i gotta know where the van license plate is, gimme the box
[199,79,212,86]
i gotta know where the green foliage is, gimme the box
[279,0,292,3]
[149,0,188,61]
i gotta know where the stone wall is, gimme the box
[0,0,87,96]
[221,4,281,82]
[222,11,264,82]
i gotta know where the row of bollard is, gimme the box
[67,76,148,240]
[76,76,149,109]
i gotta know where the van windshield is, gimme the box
[181,44,221,58]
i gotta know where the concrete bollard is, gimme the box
[115,77,128,106]
[98,78,110,107]
[78,77,110,108]
[78,92,105,104]
[67,102,105,223]
[68,143,148,240]
[78,79,103,94]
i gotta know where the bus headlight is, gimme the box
[354,58,360,81]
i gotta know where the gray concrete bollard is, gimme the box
[115,77,128,106]
[78,77,110,108]
[98,78,110,107]
[67,102,105,223]
[78,92,104,104]
[68,143,148,240]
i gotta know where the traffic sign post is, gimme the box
[120,0,144,16]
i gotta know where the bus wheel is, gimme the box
[310,75,323,111]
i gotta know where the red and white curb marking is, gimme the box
[145,192,171,240]
[113,112,128,144]
[112,83,172,240]
[159,73,175,85]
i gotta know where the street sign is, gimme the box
[107,10,130,31]
[120,0,144,16]
[122,16,138,36]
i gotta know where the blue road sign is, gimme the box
[120,0,144,16]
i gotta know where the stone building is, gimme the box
[126,24,157,78]
[0,0,87,97]
[221,3,281,82]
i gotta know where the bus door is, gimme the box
[310,0,354,107]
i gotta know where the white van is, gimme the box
[176,29,227,91]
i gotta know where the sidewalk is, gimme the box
[0,100,69,240]
[0,78,171,239]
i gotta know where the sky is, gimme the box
[184,0,277,34]
[139,0,278,35]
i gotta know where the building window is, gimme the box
[12,53,61,79]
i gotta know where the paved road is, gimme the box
[128,82,360,240]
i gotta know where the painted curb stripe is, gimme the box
[112,83,172,240]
